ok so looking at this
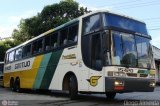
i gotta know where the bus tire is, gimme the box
[15,78,21,93]
[106,92,116,100]
[69,75,78,100]
[10,78,15,91]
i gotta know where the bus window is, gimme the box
[37,39,43,53]
[91,33,102,70]
[112,31,137,67]
[81,35,91,68]
[83,14,101,35]
[60,28,68,46]
[15,47,22,60]
[135,36,151,68]
[23,44,31,58]
[112,32,123,65]
[68,24,78,44]
[51,32,58,49]
[32,41,37,54]
[0,63,3,74]
[32,39,43,54]
[8,51,15,62]
[5,54,9,63]
[121,33,137,67]
[44,36,51,51]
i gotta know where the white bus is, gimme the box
[3,10,156,99]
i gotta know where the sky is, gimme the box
[0,0,160,48]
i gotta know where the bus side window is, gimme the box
[32,39,43,54]
[44,36,51,51]
[68,24,78,44]
[37,39,43,53]
[23,44,31,58]
[51,32,58,49]
[8,51,15,62]
[91,33,102,71]
[15,47,22,61]
[32,41,37,54]
[60,28,68,46]
[5,53,9,63]
[0,63,4,74]
[81,35,91,68]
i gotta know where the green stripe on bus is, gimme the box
[32,53,52,89]
[40,50,63,89]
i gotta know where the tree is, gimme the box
[12,0,90,43]
[0,39,16,61]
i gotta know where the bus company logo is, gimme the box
[15,61,30,70]
[87,76,101,87]
[118,68,133,73]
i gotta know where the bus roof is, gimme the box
[6,10,145,53]
[84,10,145,23]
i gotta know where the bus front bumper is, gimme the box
[105,77,155,93]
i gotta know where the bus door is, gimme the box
[89,33,104,91]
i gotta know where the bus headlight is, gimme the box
[149,81,156,87]
[114,80,124,90]
[114,80,124,86]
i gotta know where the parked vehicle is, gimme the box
[0,62,4,87]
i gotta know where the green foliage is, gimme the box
[0,40,16,61]
[12,0,91,43]
[0,0,90,62]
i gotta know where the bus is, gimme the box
[3,10,156,99]
[0,62,4,87]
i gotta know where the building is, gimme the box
[0,37,13,41]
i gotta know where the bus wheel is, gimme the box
[15,78,21,93]
[10,78,15,91]
[69,75,78,100]
[106,92,116,100]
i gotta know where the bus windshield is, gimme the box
[136,36,152,68]
[103,13,148,35]
[111,31,153,69]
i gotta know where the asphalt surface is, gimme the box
[0,86,160,106]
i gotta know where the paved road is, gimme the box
[0,86,160,106]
